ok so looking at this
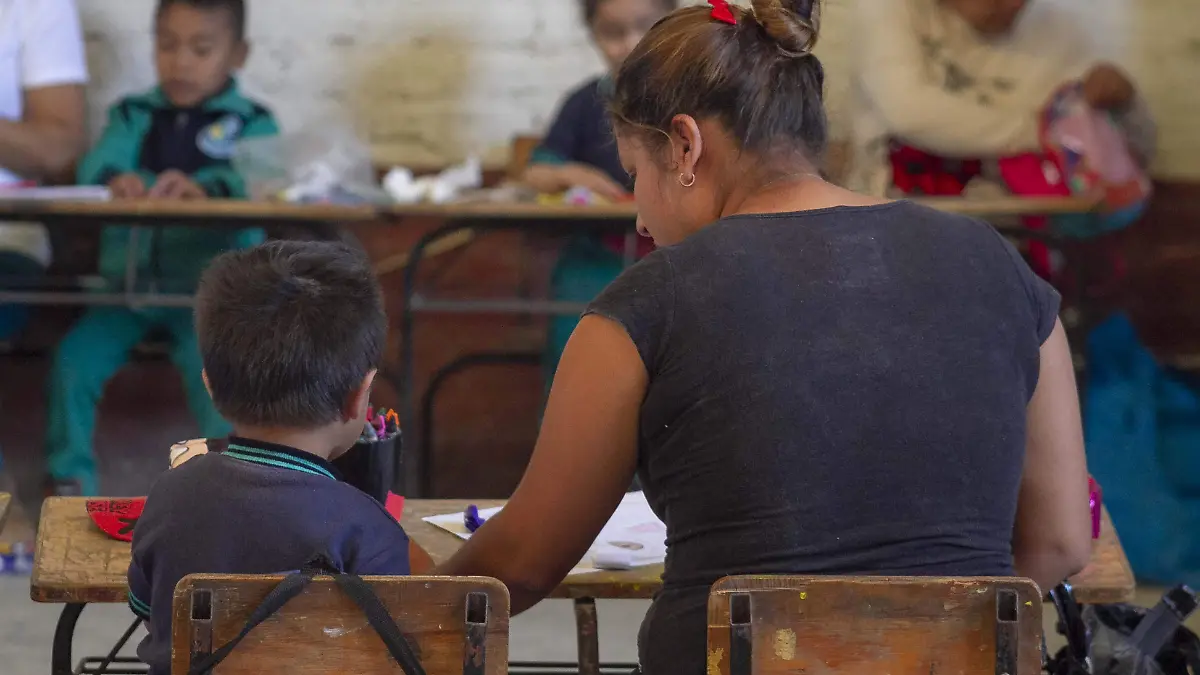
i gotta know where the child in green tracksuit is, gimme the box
[44,0,277,495]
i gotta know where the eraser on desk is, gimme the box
[593,548,634,570]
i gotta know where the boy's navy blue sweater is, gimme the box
[128,437,410,675]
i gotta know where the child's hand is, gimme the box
[108,173,147,200]
[561,164,630,201]
[1082,63,1135,111]
[149,170,207,200]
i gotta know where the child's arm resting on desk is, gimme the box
[191,106,279,198]
[76,100,154,188]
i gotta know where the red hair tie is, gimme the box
[708,0,737,24]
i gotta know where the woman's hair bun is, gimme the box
[749,0,821,57]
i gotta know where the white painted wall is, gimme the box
[76,0,1200,177]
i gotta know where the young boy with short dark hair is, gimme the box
[127,241,411,675]
[44,0,278,496]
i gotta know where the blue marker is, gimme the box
[463,504,487,533]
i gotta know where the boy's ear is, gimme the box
[202,369,213,399]
[344,369,377,422]
[232,41,249,71]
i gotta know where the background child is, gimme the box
[128,240,411,675]
[524,0,676,385]
[44,0,278,495]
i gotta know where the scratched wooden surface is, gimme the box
[31,497,132,603]
[706,576,1044,675]
[402,500,1135,605]
[30,497,1135,605]
[0,492,11,532]
[170,574,509,675]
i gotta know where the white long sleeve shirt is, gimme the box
[847,0,1154,196]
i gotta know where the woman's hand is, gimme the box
[524,163,630,201]
[1082,63,1135,111]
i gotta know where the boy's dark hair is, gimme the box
[196,241,385,428]
[157,0,247,40]
[581,0,677,25]
[610,0,827,162]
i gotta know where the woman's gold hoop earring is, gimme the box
[678,172,696,188]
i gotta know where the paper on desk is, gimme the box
[423,491,667,576]
[0,186,111,201]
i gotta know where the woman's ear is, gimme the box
[669,114,704,176]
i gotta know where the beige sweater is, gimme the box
[847,0,1156,196]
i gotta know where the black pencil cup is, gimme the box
[332,431,401,504]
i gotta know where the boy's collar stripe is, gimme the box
[225,445,336,480]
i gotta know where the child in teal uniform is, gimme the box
[524,0,676,384]
[44,0,277,495]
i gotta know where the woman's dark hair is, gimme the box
[581,0,678,25]
[610,0,827,163]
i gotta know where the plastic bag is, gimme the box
[233,121,387,204]
[1039,84,1152,236]
[1047,584,1200,675]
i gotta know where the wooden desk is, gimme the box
[0,194,1099,225]
[401,499,1134,605]
[0,492,11,532]
[30,496,1134,675]
[401,498,1132,675]
[0,197,379,226]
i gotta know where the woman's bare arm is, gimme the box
[0,84,86,181]
[434,315,643,613]
[1012,319,1092,592]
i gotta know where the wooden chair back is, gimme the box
[707,575,1042,675]
[171,574,509,675]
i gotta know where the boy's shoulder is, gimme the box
[147,450,400,527]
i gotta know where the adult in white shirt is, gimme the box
[846,0,1155,196]
[0,0,88,341]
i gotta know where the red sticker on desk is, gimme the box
[86,498,146,542]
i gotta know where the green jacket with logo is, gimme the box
[77,81,278,291]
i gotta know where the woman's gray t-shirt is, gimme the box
[584,201,1060,675]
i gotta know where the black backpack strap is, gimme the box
[332,572,427,675]
[1130,586,1199,664]
[187,569,316,675]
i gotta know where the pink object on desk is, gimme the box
[1089,476,1102,540]
[385,492,405,523]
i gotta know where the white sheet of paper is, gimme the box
[422,491,667,576]
[0,186,111,201]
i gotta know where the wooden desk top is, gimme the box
[0,492,11,532]
[402,499,662,600]
[0,194,1098,225]
[32,497,132,603]
[401,499,1135,605]
[31,495,1134,605]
